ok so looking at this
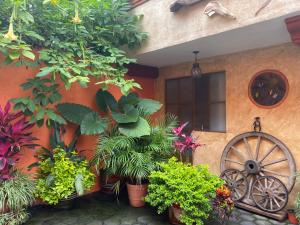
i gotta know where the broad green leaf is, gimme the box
[22,50,35,60]
[57,103,94,125]
[137,99,162,115]
[112,105,139,123]
[96,89,118,112]
[36,67,55,77]
[80,112,107,135]
[46,110,66,124]
[9,51,20,60]
[118,117,150,137]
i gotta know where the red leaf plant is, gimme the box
[172,122,202,161]
[0,102,37,181]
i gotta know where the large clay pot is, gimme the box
[287,209,299,224]
[168,204,183,225]
[126,183,148,207]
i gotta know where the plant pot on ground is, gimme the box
[92,99,177,207]
[126,180,148,208]
[168,204,184,225]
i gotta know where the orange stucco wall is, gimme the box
[0,55,155,192]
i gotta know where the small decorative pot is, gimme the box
[126,183,148,207]
[287,209,299,224]
[54,193,77,210]
[168,204,184,225]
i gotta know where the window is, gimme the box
[165,71,226,132]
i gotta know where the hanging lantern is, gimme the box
[191,51,202,78]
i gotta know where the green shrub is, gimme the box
[0,172,35,225]
[145,157,223,225]
[36,147,95,205]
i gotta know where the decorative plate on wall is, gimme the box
[248,70,289,108]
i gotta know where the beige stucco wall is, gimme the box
[133,0,300,54]
[156,43,300,207]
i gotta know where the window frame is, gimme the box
[164,71,226,133]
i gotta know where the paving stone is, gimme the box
[240,221,255,225]
[256,219,272,225]
[137,216,155,224]
[239,213,255,221]
[104,218,121,225]
[121,218,137,225]
[86,221,103,225]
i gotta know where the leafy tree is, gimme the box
[0,0,147,125]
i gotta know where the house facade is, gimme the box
[131,0,300,209]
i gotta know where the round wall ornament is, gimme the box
[248,70,289,108]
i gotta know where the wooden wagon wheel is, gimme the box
[220,169,248,201]
[251,176,288,213]
[220,132,296,193]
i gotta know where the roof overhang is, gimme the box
[134,12,300,68]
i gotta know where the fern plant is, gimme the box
[91,115,177,184]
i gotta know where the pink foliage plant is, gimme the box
[0,102,37,181]
[172,122,202,161]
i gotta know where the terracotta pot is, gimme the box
[287,209,299,224]
[168,205,184,225]
[126,183,148,207]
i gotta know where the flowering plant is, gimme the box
[212,185,234,224]
[0,102,37,181]
[172,122,202,160]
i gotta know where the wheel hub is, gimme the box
[245,160,260,174]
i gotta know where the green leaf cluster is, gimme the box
[145,157,224,225]
[10,78,65,126]
[36,147,95,205]
[0,0,147,91]
[57,90,162,137]
[91,115,178,184]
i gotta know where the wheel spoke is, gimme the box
[243,137,254,159]
[259,144,277,163]
[230,146,246,160]
[273,197,281,208]
[270,198,273,211]
[255,136,262,160]
[261,158,287,167]
[274,195,285,202]
[261,169,289,178]
[225,158,244,165]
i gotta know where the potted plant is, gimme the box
[35,147,95,208]
[92,115,177,207]
[0,102,37,225]
[145,157,224,225]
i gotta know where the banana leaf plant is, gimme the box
[0,102,37,181]
[57,90,162,138]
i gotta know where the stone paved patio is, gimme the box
[25,193,293,225]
